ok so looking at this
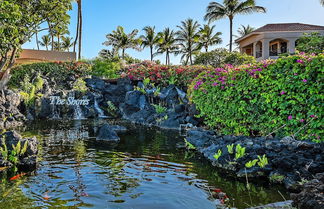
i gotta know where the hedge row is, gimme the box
[189,53,323,142]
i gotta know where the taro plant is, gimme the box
[245,159,258,168]
[257,154,269,168]
[227,144,234,154]
[213,149,222,160]
[184,138,196,150]
[235,144,246,160]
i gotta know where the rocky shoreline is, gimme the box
[1,76,323,208]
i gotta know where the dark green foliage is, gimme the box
[296,32,324,54]
[190,53,323,142]
[193,48,256,67]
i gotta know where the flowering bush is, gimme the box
[123,61,213,87]
[189,53,324,142]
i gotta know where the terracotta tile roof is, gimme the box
[253,23,324,32]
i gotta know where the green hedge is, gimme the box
[189,53,324,142]
[9,62,92,89]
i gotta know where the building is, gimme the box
[16,49,76,64]
[235,23,324,60]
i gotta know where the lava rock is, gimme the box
[96,124,120,142]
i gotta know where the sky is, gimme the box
[23,0,324,64]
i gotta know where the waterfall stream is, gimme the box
[94,98,107,118]
[74,104,85,120]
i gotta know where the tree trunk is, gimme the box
[205,45,208,52]
[189,52,193,65]
[36,31,40,50]
[78,0,82,60]
[57,34,60,51]
[150,46,153,61]
[122,49,125,59]
[165,51,168,65]
[229,17,233,52]
[0,48,17,90]
[73,0,80,53]
[51,35,54,51]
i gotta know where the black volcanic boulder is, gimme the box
[0,131,38,169]
[291,173,324,209]
[96,124,120,142]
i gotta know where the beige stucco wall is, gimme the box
[18,49,76,62]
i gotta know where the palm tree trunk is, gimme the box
[78,0,82,60]
[205,45,208,52]
[51,35,54,51]
[229,17,233,52]
[122,49,125,59]
[189,52,193,65]
[150,46,153,61]
[57,34,60,51]
[46,44,48,51]
[73,0,80,53]
[36,31,40,50]
[165,51,168,65]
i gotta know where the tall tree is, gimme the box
[236,24,255,38]
[155,28,178,65]
[39,35,51,50]
[0,0,72,89]
[199,24,222,52]
[176,19,201,65]
[140,26,159,61]
[204,0,266,52]
[321,0,324,6]
[61,36,74,52]
[103,26,142,59]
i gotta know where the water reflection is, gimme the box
[0,120,289,209]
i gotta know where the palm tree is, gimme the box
[39,35,51,50]
[61,36,74,52]
[155,28,178,65]
[199,24,222,52]
[176,19,201,65]
[204,0,266,52]
[103,26,142,59]
[73,0,82,59]
[140,26,159,61]
[321,0,324,6]
[236,24,255,38]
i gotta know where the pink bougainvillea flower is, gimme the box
[280,91,286,95]
[310,115,316,118]
[302,79,307,83]
[288,115,293,120]
[300,119,305,123]
[212,82,218,86]
[296,59,304,64]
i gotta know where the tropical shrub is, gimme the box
[189,53,323,142]
[296,32,324,54]
[123,61,212,87]
[9,61,92,89]
[91,59,121,79]
[193,48,256,68]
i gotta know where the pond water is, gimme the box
[0,120,289,209]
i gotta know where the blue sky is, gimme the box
[24,0,324,64]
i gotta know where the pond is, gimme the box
[0,120,289,209]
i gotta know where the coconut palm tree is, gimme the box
[155,28,178,65]
[176,18,201,65]
[103,26,142,59]
[39,35,51,50]
[236,24,255,38]
[61,36,74,52]
[204,0,266,52]
[140,26,159,61]
[72,0,82,59]
[199,24,222,52]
